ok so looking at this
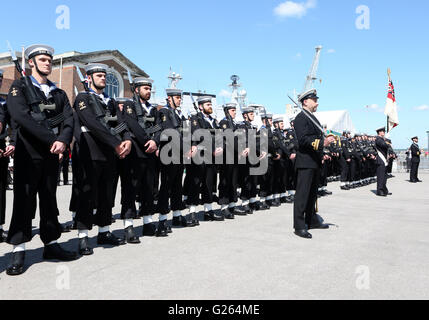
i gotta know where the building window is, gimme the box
[105,73,120,98]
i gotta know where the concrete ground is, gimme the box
[0,172,428,300]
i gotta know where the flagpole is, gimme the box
[387,68,392,133]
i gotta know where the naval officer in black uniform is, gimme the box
[293,89,335,239]
[374,127,391,196]
[409,136,422,183]
[6,45,77,275]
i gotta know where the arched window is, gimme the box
[104,73,120,98]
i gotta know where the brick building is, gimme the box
[0,49,149,102]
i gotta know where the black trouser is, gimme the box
[293,168,320,231]
[187,163,217,206]
[376,161,388,194]
[410,161,419,181]
[286,159,296,191]
[218,164,239,205]
[259,159,274,198]
[340,157,350,182]
[273,159,286,195]
[58,152,70,184]
[136,156,157,216]
[119,151,157,219]
[350,158,360,182]
[239,164,258,201]
[319,161,328,188]
[157,164,185,215]
[119,151,138,220]
[0,157,9,226]
[7,140,62,245]
[73,139,116,230]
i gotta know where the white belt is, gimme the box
[376,149,388,167]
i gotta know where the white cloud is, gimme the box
[274,0,317,19]
[295,52,302,59]
[366,104,384,113]
[327,49,336,53]
[218,89,232,99]
[414,105,429,111]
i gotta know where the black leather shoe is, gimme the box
[78,237,93,256]
[125,226,141,244]
[387,192,393,196]
[61,223,72,233]
[340,186,350,190]
[0,229,6,243]
[6,251,25,276]
[267,199,281,207]
[241,205,253,214]
[376,191,387,197]
[172,215,192,227]
[142,222,157,237]
[294,230,312,239]
[309,223,330,230]
[71,220,77,230]
[231,206,247,216]
[204,211,225,222]
[156,220,169,237]
[417,179,423,183]
[323,190,333,195]
[97,232,126,246]
[259,202,270,210]
[43,243,78,261]
[189,213,200,226]
[249,202,262,211]
[223,208,235,220]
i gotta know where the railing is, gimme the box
[394,152,429,172]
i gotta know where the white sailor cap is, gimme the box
[273,117,284,123]
[134,77,153,87]
[115,97,133,104]
[241,106,255,114]
[298,89,319,103]
[223,103,237,110]
[376,126,386,133]
[261,113,273,119]
[166,88,183,96]
[25,44,55,60]
[85,63,108,75]
[0,69,3,78]
[197,96,212,104]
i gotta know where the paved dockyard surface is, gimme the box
[0,172,428,300]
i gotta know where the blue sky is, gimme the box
[1,0,428,148]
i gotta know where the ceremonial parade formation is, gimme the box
[0,44,423,277]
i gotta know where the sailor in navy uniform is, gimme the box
[5,45,77,275]
[374,127,391,196]
[0,69,15,243]
[340,131,353,190]
[156,88,194,236]
[293,89,335,239]
[72,63,132,256]
[187,96,224,222]
[409,136,422,183]
[258,112,280,209]
[284,120,298,202]
[117,77,163,240]
[237,106,263,213]
[272,117,290,204]
[217,103,241,219]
